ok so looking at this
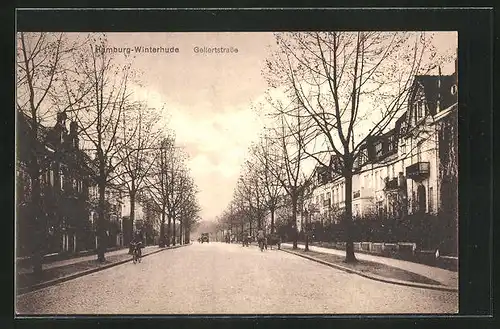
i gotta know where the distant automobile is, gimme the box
[201,233,209,243]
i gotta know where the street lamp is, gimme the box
[303,209,310,251]
[306,204,319,252]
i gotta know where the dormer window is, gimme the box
[387,135,394,153]
[416,100,424,120]
[375,141,383,158]
[60,171,65,191]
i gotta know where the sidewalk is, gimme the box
[17,246,155,275]
[282,243,458,289]
[16,244,189,295]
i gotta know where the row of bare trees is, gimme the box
[17,32,200,275]
[219,32,451,262]
[217,109,315,248]
[145,135,201,247]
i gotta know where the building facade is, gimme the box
[17,111,95,256]
[17,110,129,257]
[306,61,458,254]
[88,186,124,249]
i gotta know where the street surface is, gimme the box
[16,242,458,314]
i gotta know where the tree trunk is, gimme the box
[270,208,275,234]
[173,211,176,246]
[97,181,107,262]
[304,211,310,251]
[344,170,357,263]
[180,218,184,245]
[159,207,166,247]
[241,220,244,241]
[128,189,136,254]
[166,215,171,247]
[292,195,298,249]
[29,159,44,276]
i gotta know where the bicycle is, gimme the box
[132,243,142,264]
[258,239,265,252]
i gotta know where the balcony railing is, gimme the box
[406,162,430,180]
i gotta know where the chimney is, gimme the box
[70,121,79,149]
[436,66,442,113]
[70,121,78,135]
[56,111,67,125]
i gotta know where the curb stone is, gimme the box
[17,244,191,296]
[281,248,458,293]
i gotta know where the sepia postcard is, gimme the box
[15,30,459,315]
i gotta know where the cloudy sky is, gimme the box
[99,32,456,222]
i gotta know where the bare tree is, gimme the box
[265,32,443,262]
[264,108,311,249]
[171,168,195,245]
[16,32,92,274]
[248,137,284,234]
[71,36,138,262]
[147,137,174,247]
[146,136,191,247]
[177,182,201,244]
[234,166,268,233]
[115,104,162,252]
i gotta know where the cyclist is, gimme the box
[130,233,143,259]
[257,228,265,250]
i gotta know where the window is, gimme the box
[391,164,395,178]
[411,191,416,213]
[388,135,394,153]
[417,100,423,119]
[60,173,64,191]
[417,185,427,214]
[377,201,384,218]
[335,187,339,204]
[429,187,434,213]
[326,192,331,203]
[354,204,360,217]
[49,169,54,186]
[375,142,383,157]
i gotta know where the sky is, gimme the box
[90,31,457,222]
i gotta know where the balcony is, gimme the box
[406,162,430,181]
[384,177,399,190]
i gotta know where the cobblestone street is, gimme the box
[16,243,458,314]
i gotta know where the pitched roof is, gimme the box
[413,75,457,116]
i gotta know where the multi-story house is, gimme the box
[307,56,458,253]
[17,111,95,256]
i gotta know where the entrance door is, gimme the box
[417,185,427,214]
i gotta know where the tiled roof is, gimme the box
[413,75,457,116]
